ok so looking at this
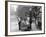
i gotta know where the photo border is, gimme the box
[5,1,45,36]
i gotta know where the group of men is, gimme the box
[17,6,42,31]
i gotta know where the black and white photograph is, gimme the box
[5,1,45,35]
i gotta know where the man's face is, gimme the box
[27,17,30,21]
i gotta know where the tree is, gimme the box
[31,6,41,25]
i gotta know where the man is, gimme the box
[25,17,31,31]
